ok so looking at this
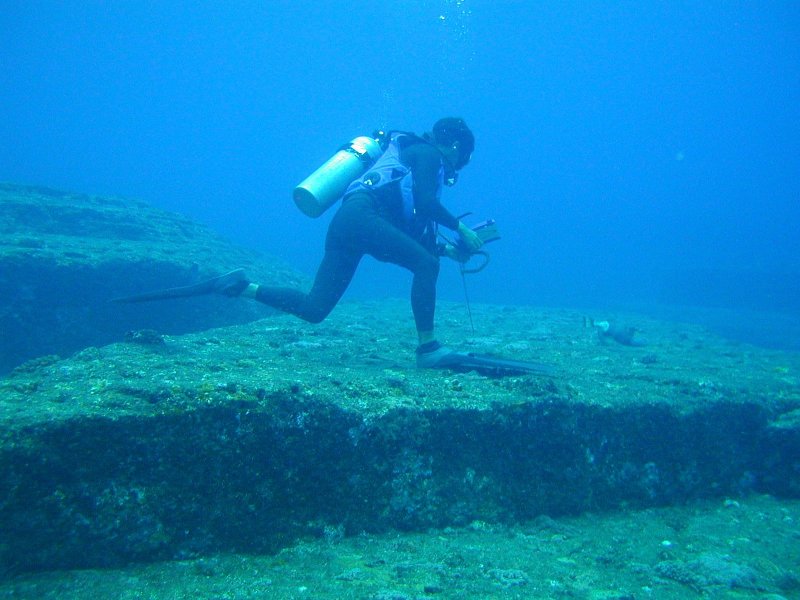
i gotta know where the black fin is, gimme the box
[433,352,555,378]
[111,269,246,303]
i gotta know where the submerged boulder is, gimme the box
[0,182,306,373]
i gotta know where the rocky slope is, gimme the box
[0,183,305,373]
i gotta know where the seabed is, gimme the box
[1,299,799,599]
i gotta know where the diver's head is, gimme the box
[431,117,474,172]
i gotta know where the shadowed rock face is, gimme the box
[0,183,306,373]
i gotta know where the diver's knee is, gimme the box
[301,305,332,324]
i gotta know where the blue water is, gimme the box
[2,1,799,346]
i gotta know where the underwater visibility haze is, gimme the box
[2,2,800,598]
[2,1,799,345]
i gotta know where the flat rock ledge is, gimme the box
[1,300,799,574]
[0,183,306,373]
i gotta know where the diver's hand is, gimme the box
[443,243,469,263]
[457,221,483,252]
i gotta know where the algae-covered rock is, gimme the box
[0,183,306,373]
[1,301,799,573]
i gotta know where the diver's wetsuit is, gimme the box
[254,138,460,331]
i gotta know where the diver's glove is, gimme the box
[457,221,483,253]
[442,243,470,263]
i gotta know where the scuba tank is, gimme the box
[293,132,387,218]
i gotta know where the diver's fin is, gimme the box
[432,352,555,378]
[111,269,248,303]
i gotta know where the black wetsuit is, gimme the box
[254,139,460,331]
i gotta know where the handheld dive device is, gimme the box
[466,219,500,246]
[439,217,501,274]
[457,219,500,273]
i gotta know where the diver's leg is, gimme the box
[359,217,441,343]
[243,199,364,323]
[252,248,361,324]
[410,257,440,344]
[358,217,464,367]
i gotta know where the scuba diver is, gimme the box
[116,117,557,376]
[254,117,484,368]
[118,118,484,368]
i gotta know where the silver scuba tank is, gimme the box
[293,135,385,218]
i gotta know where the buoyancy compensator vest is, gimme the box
[344,132,445,234]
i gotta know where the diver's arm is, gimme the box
[404,143,459,230]
[405,143,482,253]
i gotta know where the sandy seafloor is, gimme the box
[1,299,799,599]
